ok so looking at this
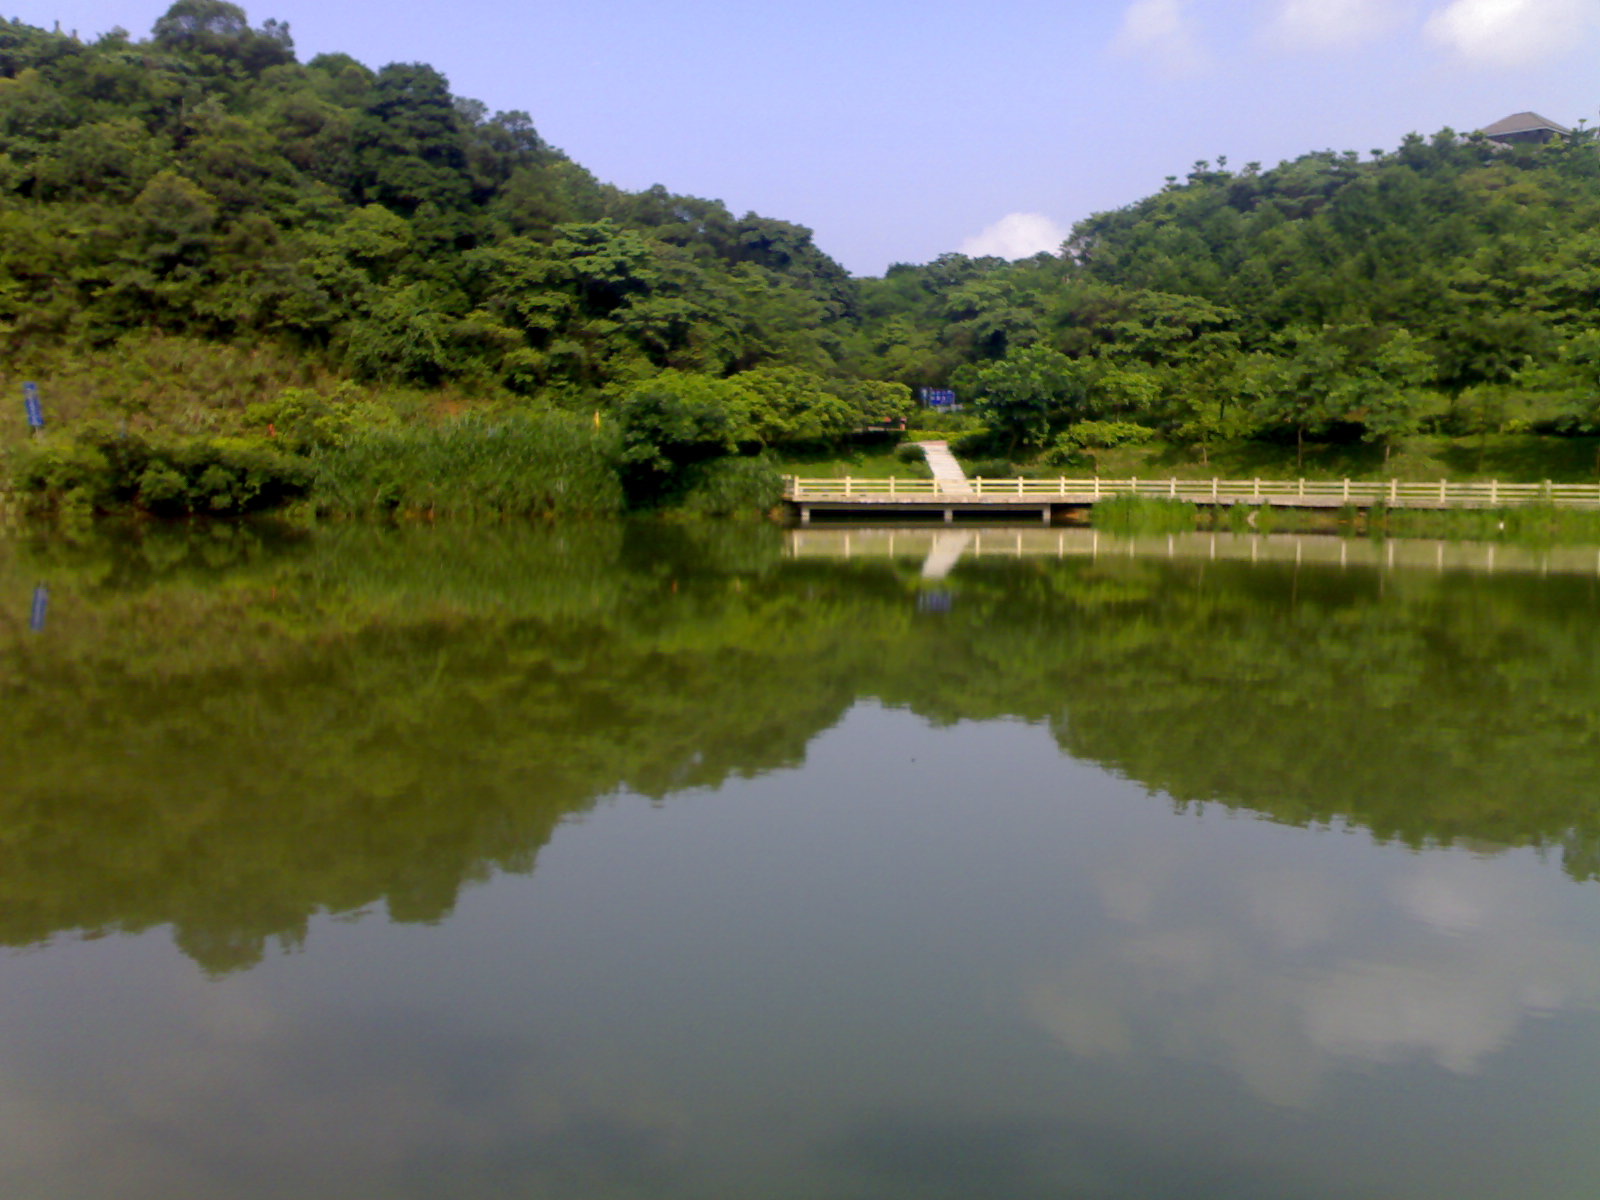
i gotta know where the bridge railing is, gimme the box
[786,477,1600,507]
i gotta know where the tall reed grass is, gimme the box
[1090,495,1199,535]
[1369,502,1600,545]
[310,410,623,518]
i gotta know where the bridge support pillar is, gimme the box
[944,508,954,524]
[1041,506,1051,525]
[799,504,810,525]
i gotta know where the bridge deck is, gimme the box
[786,477,1600,521]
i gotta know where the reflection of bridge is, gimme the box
[785,476,1600,525]
[787,526,1600,580]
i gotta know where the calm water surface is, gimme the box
[2,521,1599,1199]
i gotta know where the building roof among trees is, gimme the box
[1481,112,1572,140]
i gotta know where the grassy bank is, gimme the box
[1,410,625,521]
[983,433,1600,485]
[10,420,1600,526]
[1366,503,1600,544]
[781,432,1600,485]
[772,439,932,480]
[1101,435,1600,484]
[1086,494,1600,545]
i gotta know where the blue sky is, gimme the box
[14,1,1600,275]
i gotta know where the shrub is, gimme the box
[1044,420,1157,467]
[12,438,117,512]
[12,428,311,516]
[949,429,1000,459]
[243,385,365,453]
[135,463,189,515]
[165,436,313,514]
[964,458,1018,479]
[678,455,785,517]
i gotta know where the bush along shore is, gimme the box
[14,416,1600,544]
[2,433,793,522]
[0,385,823,521]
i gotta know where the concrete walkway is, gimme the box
[913,441,971,494]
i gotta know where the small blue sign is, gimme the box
[23,381,44,429]
[919,388,958,409]
[29,584,49,633]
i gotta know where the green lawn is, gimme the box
[773,442,931,480]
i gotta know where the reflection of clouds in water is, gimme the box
[1397,855,1496,935]
[1030,846,1600,1107]
[1091,843,1184,924]
[1241,865,1342,950]
[1027,944,1324,1108]
[1122,927,1233,985]
[1302,856,1597,1073]
[1303,962,1525,1074]
[0,987,685,1200]
[1025,966,1134,1060]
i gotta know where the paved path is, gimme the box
[913,441,971,494]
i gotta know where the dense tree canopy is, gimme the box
[0,6,864,411]
[856,131,1600,453]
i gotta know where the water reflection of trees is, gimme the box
[2,522,1597,973]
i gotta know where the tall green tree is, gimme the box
[955,345,1087,451]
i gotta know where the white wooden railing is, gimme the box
[785,477,1600,508]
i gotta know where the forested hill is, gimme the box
[0,3,858,406]
[853,128,1600,455]
[3,2,1599,491]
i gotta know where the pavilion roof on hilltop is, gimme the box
[1480,111,1572,139]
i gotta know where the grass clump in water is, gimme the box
[1371,503,1600,546]
[1091,495,1198,535]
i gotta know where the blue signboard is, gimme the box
[23,381,44,429]
[919,388,958,409]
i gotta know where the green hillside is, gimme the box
[3,3,1598,514]
[851,128,1600,464]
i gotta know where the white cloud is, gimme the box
[1272,0,1404,47]
[1115,0,1209,74]
[958,213,1068,260]
[1424,0,1599,66]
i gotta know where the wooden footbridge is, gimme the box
[785,476,1600,524]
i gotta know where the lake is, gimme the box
[3,520,1599,1200]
